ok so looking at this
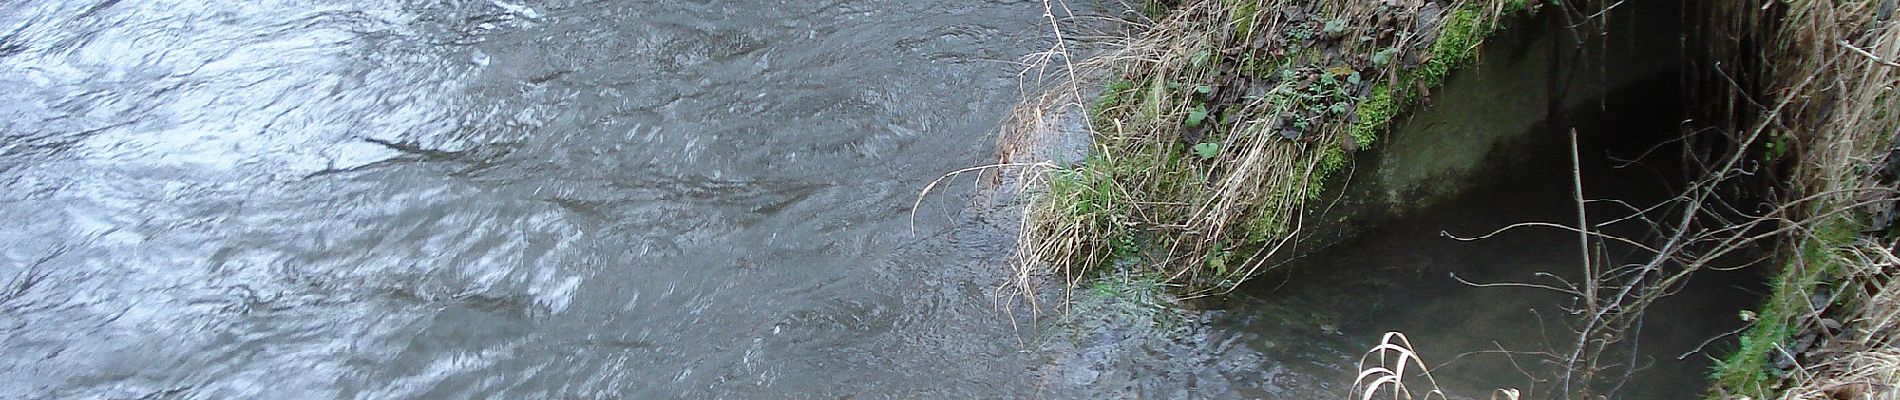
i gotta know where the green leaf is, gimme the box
[1191,48,1213,68]
[1372,48,1398,66]
[1195,84,1214,94]
[1323,19,1348,36]
[1326,65,1356,78]
[1192,142,1220,159]
[1347,72,1362,86]
[1206,245,1232,275]
[1185,104,1208,127]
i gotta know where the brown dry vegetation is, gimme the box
[1697,0,1900,398]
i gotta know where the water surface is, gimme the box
[2,0,1074,397]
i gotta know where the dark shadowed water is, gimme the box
[1222,158,1757,398]
[1,0,1746,398]
[1224,75,1759,398]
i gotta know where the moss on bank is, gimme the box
[1012,0,1536,296]
[1712,215,1862,396]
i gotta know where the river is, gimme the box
[0,0,1741,398]
[1,0,1070,397]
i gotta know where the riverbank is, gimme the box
[1703,1,1900,397]
[997,0,1900,397]
[997,0,1535,298]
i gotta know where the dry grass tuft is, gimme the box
[1351,332,1453,400]
[1783,350,1900,400]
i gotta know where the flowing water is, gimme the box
[1,0,1068,397]
[1,0,1745,398]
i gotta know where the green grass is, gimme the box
[1709,215,1863,398]
[1226,0,1264,40]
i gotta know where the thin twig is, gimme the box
[911,162,1053,235]
[1839,39,1900,68]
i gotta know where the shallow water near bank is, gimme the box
[1222,77,1761,397]
[2,0,1746,398]
[1222,166,1758,398]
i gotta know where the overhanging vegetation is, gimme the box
[1000,0,1535,298]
